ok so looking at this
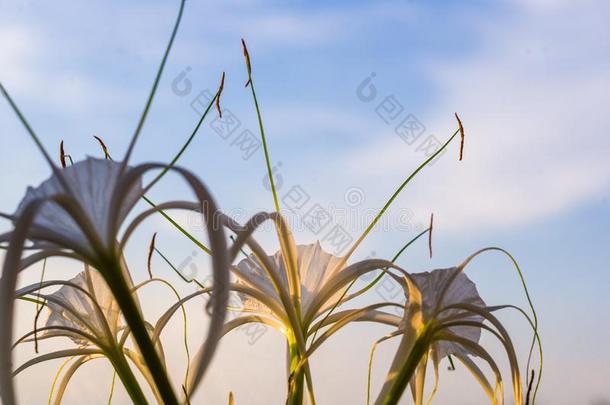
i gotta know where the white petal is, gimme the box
[44,269,120,344]
[297,242,345,313]
[232,242,345,315]
[14,157,142,244]
[411,268,485,358]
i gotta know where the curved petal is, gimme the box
[18,281,114,344]
[367,331,402,405]
[410,268,485,359]
[14,162,122,255]
[12,326,101,350]
[152,283,286,344]
[304,259,414,325]
[117,163,230,397]
[458,247,540,404]
[18,251,82,273]
[453,352,497,404]
[439,303,522,404]
[13,348,103,377]
[220,212,311,370]
[52,354,102,405]
[308,309,401,335]
[0,198,61,405]
[229,211,301,308]
[487,304,542,400]
[306,303,404,358]
[224,213,294,307]
[435,331,505,405]
[123,348,163,403]
[222,315,284,337]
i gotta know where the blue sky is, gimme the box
[1,0,609,404]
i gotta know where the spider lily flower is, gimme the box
[12,266,167,403]
[143,208,421,405]
[41,267,121,347]
[374,264,525,405]
[0,0,232,402]
[173,247,412,405]
[0,156,229,405]
[232,241,347,322]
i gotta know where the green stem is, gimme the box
[248,74,280,212]
[343,129,459,265]
[144,87,220,192]
[107,348,149,405]
[104,257,178,405]
[142,196,211,255]
[154,247,207,289]
[0,82,56,169]
[382,323,436,405]
[107,371,117,405]
[310,228,429,343]
[123,0,186,164]
[286,334,305,405]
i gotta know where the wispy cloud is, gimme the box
[342,0,610,232]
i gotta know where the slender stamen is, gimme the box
[455,112,464,161]
[447,355,456,371]
[241,39,252,88]
[93,136,110,159]
[147,232,157,279]
[428,213,434,258]
[59,141,67,168]
[241,39,280,212]
[216,72,225,118]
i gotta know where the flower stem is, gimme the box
[104,257,178,405]
[122,0,186,166]
[342,128,460,266]
[241,40,280,212]
[286,335,305,405]
[107,348,149,405]
[382,323,436,405]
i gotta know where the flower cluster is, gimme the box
[0,1,541,404]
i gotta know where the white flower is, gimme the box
[410,268,485,359]
[233,241,346,318]
[1,156,230,405]
[375,265,524,405]
[152,211,411,405]
[43,268,121,347]
[12,157,142,256]
[12,267,170,404]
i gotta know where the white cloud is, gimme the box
[342,0,610,232]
